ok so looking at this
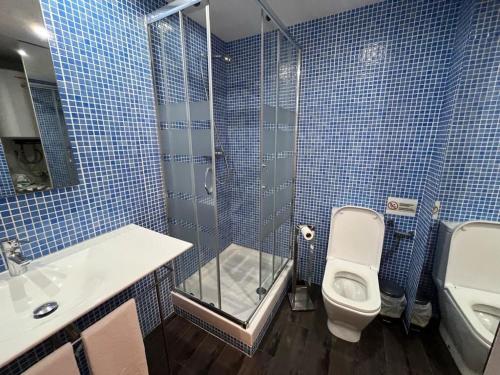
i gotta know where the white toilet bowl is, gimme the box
[322,258,380,341]
[439,287,500,375]
[322,206,385,342]
[433,220,500,375]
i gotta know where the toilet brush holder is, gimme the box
[289,224,316,311]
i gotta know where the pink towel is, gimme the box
[81,299,148,375]
[24,343,80,375]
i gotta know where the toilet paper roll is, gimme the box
[300,225,315,241]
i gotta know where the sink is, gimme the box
[0,256,104,342]
[0,224,192,367]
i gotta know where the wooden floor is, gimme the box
[145,286,460,375]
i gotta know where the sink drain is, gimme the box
[33,302,59,319]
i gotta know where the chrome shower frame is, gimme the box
[145,0,302,329]
[145,0,224,325]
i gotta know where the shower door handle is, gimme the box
[204,166,213,195]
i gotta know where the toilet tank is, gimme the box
[432,221,460,290]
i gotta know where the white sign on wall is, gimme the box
[386,197,418,217]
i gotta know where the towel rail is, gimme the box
[49,263,175,371]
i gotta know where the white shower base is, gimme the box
[182,243,287,322]
[172,243,292,353]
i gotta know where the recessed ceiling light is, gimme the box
[30,24,50,40]
[17,49,28,57]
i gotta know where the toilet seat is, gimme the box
[447,285,500,346]
[321,206,385,342]
[322,258,380,314]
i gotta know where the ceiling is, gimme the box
[187,0,382,42]
[0,0,382,60]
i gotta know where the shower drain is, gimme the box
[256,287,267,296]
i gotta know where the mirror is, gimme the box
[413,3,499,373]
[0,0,78,196]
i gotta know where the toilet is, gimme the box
[322,206,385,342]
[433,221,500,375]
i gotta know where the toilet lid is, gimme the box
[446,221,500,294]
[327,206,385,270]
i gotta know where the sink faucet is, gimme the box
[1,239,31,277]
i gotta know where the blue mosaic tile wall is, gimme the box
[30,84,78,189]
[410,0,477,308]
[1,0,497,371]
[0,143,15,196]
[226,29,293,254]
[437,0,499,223]
[0,0,167,271]
[289,0,459,291]
[0,0,170,372]
[226,34,266,251]
[415,0,500,306]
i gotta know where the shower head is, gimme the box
[202,53,232,64]
[213,54,232,64]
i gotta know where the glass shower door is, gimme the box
[147,0,301,327]
[182,4,221,309]
[148,4,221,308]
[259,15,300,298]
[259,18,279,298]
[273,35,299,277]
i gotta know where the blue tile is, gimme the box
[1,0,498,372]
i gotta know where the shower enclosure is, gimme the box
[146,0,301,327]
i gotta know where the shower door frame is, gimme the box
[257,3,302,307]
[145,0,302,329]
[145,0,223,316]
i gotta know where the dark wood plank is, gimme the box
[176,333,226,373]
[259,303,294,356]
[144,285,459,375]
[144,325,169,375]
[207,345,246,375]
[403,334,434,375]
[266,323,309,374]
[164,315,193,341]
[168,322,209,367]
[420,326,460,375]
[382,322,410,375]
[354,319,386,375]
[327,336,358,375]
[237,350,273,375]
[296,327,331,374]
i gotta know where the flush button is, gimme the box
[33,302,59,319]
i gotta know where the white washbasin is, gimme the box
[0,224,192,367]
[0,252,104,342]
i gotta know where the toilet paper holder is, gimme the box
[289,224,316,311]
